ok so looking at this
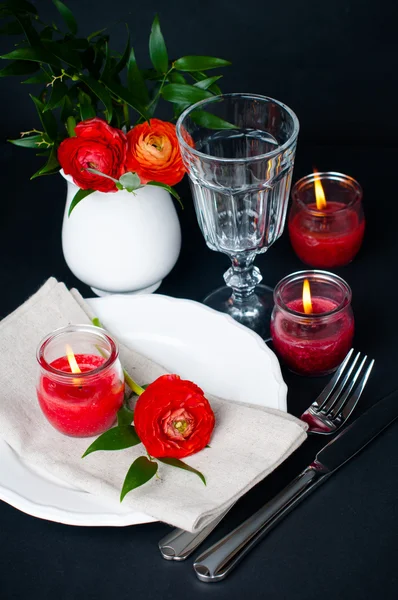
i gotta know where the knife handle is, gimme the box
[158,507,232,561]
[193,465,328,583]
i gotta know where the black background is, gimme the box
[1,1,398,599]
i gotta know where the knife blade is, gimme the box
[193,389,398,583]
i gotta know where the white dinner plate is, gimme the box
[0,294,287,527]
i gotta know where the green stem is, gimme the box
[92,317,145,396]
[122,103,130,130]
[123,369,145,397]
[136,66,173,125]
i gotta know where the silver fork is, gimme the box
[158,349,374,561]
[301,349,375,434]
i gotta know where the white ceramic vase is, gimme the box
[61,171,181,295]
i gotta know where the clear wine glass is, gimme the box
[176,93,299,340]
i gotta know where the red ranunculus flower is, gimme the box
[58,118,127,192]
[126,119,187,186]
[134,374,215,459]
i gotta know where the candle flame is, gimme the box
[65,344,81,374]
[302,279,313,314]
[314,168,327,210]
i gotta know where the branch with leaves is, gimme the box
[0,0,232,180]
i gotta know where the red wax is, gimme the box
[270,297,354,376]
[37,354,124,437]
[288,202,365,268]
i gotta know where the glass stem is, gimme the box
[224,254,263,302]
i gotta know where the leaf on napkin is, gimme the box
[82,425,140,458]
[117,403,134,427]
[159,457,206,485]
[120,456,158,501]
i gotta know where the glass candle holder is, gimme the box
[270,270,354,376]
[36,324,124,437]
[288,172,365,268]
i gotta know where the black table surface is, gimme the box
[1,142,397,599]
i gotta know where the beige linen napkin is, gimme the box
[0,278,307,533]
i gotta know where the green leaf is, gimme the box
[64,38,89,51]
[173,102,189,120]
[87,27,107,41]
[68,188,94,217]
[30,147,59,179]
[117,403,134,427]
[43,80,68,111]
[146,181,183,209]
[100,41,111,80]
[149,14,168,73]
[120,457,158,501]
[8,134,44,148]
[119,171,141,192]
[52,0,77,35]
[174,56,231,72]
[1,0,37,14]
[13,13,40,46]
[30,94,58,140]
[66,115,76,137]
[101,78,149,122]
[79,74,113,123]
[194,75,222,90]
[161,83,212,105]
[190,71,222,95]
[22,70,52,84]
[140,67,163,81]
[1,47,62,68]
[60,94,75,122]
[0,20,23,34]
[127,47,149,104]
[113,27,130,74]
[159,458,206,485]
[39,25,54,42]
[190,110,236,130]
[82,425,140,458]
[44,41,82,69]
[0,60,38,77]
[169,71,186,84]
[78,89,96,120]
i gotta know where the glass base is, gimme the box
[203,284,274,341]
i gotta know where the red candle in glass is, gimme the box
[288,172,365,268]
[36,325,124,437]
[270,271,354,376]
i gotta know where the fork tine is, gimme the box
[320,351,361,414]
[315,348,354,411]
[329,355,368,418]
[339,359,375,422]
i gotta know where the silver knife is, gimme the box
[193,389,398,582]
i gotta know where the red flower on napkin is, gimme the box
[58,118,127,192]
[134,375,215,459]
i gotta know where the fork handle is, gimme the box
[193,465,329,583]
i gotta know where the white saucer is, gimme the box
[0,294,287,526]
